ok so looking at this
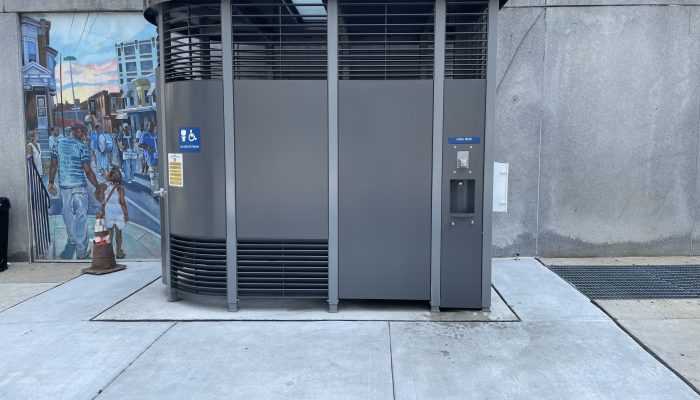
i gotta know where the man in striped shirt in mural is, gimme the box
[48,123,103,260]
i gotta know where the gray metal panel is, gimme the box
[221,0,238,309]
[164,80,226,238]
[481,0,498,308]
[431,0,447,309]
[157,12,170,287]
[338,80,433,300]
[440,79,486,308]
[327,0,339,310]
[234,80,329,240]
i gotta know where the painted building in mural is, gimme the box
[115,38,157,85]
[115,38,158,131]
[21,16,58,161]
[87,90,125,134]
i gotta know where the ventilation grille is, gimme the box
[162,3,223,83]
[170,235,226,296]
[445,0,488,79]
[237,239,329,298]
[232,1,328,80]
[338,0,435,80]
[549,265,700,299]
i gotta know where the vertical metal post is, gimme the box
[430,0,446,312]
[222,0,239,311]
[156,10,176,302]
[481,0,498,309]
[327,0,339,313]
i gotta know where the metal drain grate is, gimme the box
[548,265,700,299]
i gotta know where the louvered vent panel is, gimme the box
[338,0,435,80]
[237,239,329,298]
[170,235,227,296]
[162,3,223,83]
[445,0,488,79]
[232,1,328,80]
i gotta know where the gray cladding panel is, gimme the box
[165,80,226,238]
[338,80,433,300]
[441,79,486,308]
[234,80,329,240]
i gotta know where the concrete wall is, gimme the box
[494,0,700,257]
[1,0,699,259]
[0,13,30,262]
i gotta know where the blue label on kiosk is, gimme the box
[178,127,201,152]
[448,136,481,145]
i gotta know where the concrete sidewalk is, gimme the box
[0,262,86,312]
[0,259,697,400]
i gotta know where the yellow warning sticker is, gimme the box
[168,153,183,187]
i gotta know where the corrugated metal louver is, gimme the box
[170,235,227,296]
[445,0,488,79]
[231,1,328,80]
[162,2,223,83]
[338,0,435,80]
[237,239,329,298]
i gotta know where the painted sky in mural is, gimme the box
[38,13,156,103]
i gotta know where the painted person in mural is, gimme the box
[48,123,103,259]
[139,121,159,197]
[22,13,161,261]
[48,126,64,153]
[119,123,139,184]
[26,130,44,177]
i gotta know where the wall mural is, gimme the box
[22,13,161,261]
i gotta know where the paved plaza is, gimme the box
[0,258,698,400]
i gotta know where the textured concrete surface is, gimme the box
[537,6,700,257]
[616,319,700,390]
[597,299,700,320]
[0,283,55,311]
[691,7,700,257]
[94,284,517,322]
[96,321,394,400]
[0,321,173,400]
[0,262,86,283]
[3,0,143,12]
[596,299,700,390]
[493,7,544,257]
[0,258,698,399]
[540,256,700,266]
[546,0,700,6]
[391,320,698,400]
[0,12,30,262]
[0,262,86,311]
[0,262,159,323]
[492,258,608,321]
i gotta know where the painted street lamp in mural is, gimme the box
[62,55,78,110]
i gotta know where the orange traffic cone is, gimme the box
[82,212,126,275]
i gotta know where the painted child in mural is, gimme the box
[95,168,129,259]
[48,123,103,260]
[25,130,43,177]
[139,121,159,197]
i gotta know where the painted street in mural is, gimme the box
[22,13,161,261]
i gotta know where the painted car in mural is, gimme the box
[21,13,160,261]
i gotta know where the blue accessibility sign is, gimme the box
[178,127,201,152]
[448,136,481,145]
